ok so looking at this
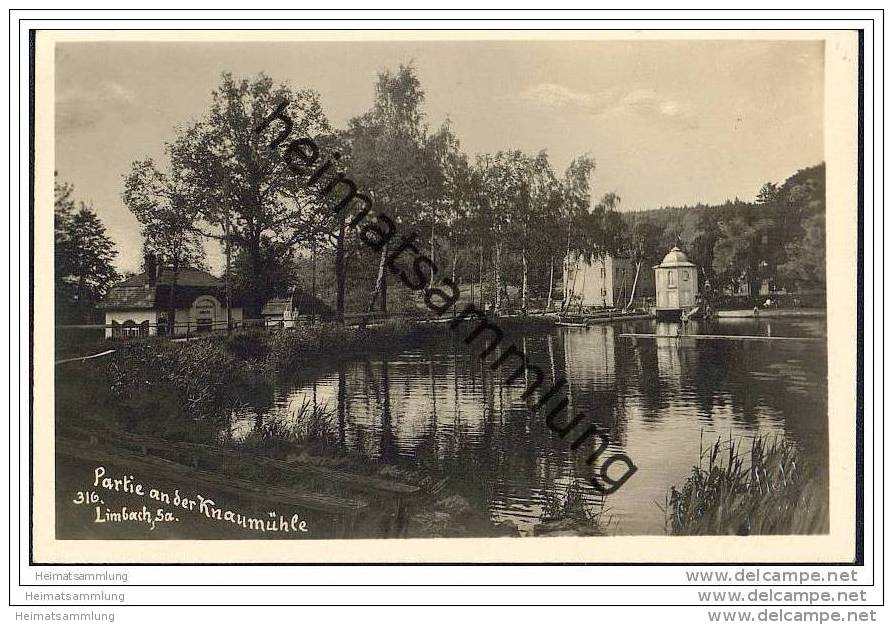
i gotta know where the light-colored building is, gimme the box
[261,297,296,328]
[653,246,699,320]
[98,265,243,338]
[261,289,334,327]
[565,254,654,309]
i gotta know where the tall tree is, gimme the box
[466,157,496,310]
[598,193,628,256]
[167,72,333,317]
[54,176,119,323]
[423,121,463,290]
[489,149,567,313]
[778,212,825,288]
[484,150,536,313]
[600,192,621,212]
[712,215,774,297]
[346,64,437,314]
[527,152,563,312]
[755,181,780,206]
[558,155,597,311]
[123,159,208,333]
[430,123,473,308]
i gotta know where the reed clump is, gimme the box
[241,397,338,457]
[666,434,828,536]
[534,481,612,536]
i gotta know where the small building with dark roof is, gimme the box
[98,265,244,337]
[261,289,334,328]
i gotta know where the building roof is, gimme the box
[99,267,232,311]
[261,291,335,318]
[656,246,697,269]
[98,285,158,310]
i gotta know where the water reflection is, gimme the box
[234,318,828,535]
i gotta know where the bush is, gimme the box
[261,319,443,372]
[63,320,444,443]
[219,330,269,361]
[263,322,356,371]
[104,339,272,440]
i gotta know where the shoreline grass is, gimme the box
[665,433,828,536]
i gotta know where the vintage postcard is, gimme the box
[31,29,860,563]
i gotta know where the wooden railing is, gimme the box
[56,312,432,341]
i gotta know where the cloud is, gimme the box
[515,83,697,129]
[517,82,595,109]
[56,80,138,134]
[616,88,695,126]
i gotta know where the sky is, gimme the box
[55,38,824,273]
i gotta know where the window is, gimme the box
[667,271,675,287]
[600,267,606,278]
[683,270,689,281]
[120,320,150,338]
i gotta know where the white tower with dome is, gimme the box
[653,246,699,320]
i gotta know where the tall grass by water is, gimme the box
[535,482,614,536]
[240,397,339,456]
[665,434,828,536]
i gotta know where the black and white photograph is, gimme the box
[31,29,861,564]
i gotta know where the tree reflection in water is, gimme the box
[232,318,828,536]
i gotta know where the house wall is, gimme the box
[168,300,244,335]
[568,256,612,307]
[567,255,654,308]
[104,310,158,338]
[609,257,633,307]
[106,304,245,338]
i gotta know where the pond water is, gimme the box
[232,317,828,536]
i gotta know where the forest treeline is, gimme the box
[622,162,826,299]
[54,66,826,323]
